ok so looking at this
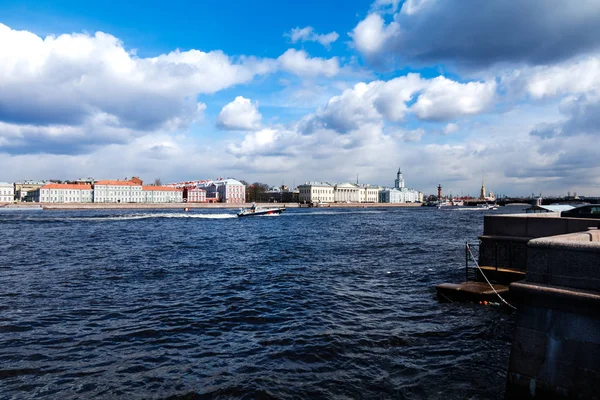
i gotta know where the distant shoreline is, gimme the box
[1,202,423,210]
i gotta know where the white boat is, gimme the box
[237,204,284,218]
[437,201,449,209]
[478,203,499,210]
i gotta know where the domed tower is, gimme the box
[394,167,405,189]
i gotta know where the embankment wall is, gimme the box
[505,230,600,399]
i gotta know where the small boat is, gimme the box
[478,203,499,210]
[237,203,284,218]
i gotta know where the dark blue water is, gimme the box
[0,207,517,399]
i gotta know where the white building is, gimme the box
[38,184,93,203]
[199,178,245,204]
[298,182,335,203]
[300,181,380,204]
[379,168,422,203]
[93,180,144,203]
[334,183,361,202]
[142,186,183,203]
[359,185,380,203]
[0,182,14,203]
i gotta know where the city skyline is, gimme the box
[1,1,600,196]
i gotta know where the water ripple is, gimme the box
[0,207,518,399]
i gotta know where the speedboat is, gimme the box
[237,205,285,218]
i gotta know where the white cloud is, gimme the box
[349,13,399,58]
[277,49,340,77]
[370,0,402,14]
[287,26,339,48]
[443,123,459,134]
[310,74,494,132]
[227,128,280,156]
[217,96,262,131]
[412,77,497,120]
[389,127,426,142]
[507,56,600,99]
[0,23,273,151]
[314,74,426,132]
[351,1,600,67]
[3,19,600,196]
[400,0,436,15]
[315,82,383,132]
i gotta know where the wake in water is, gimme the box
[293,210,385,216]
[72,212,239,221]
[9,209,385,223]
[18,212,239,222]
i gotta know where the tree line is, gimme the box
[239,180,271,202]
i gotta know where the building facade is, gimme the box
[298,182,335,203]
[0,182,14,203]
[300,181,381,204]
[334,183,361,203]
[184,187,207,203]
[93,180,144,203]
[359,185,380,203]
[38,184,93,203]
[142,186,183,203]
[14,181,48,202]
[379,168,422,203]
[258,186,300,203]
[199,179,245,204]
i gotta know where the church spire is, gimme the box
[480,170,486,199]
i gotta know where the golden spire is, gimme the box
[480,170,486,199]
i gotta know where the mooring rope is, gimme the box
[466,243,517,310]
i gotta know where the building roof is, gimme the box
[41,184,93,190]
[142,186,181,192]
[335,182,358,188]
[214,178,243,186]
[14,181,48,185]
[525,205,575,213]
[300,182,332,187]
[94,180,140,186]
[0,182,13,186]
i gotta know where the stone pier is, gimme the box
[504,228,600,399]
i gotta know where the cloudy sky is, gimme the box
[1,0,600,197]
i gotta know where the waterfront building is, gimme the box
[198,178,245,204]
[184,187,206,203]
[379,188,403,203]
[93,180,143,203]
[298,182,334,203]
[14,180,48,202]
[258,186,299,203]
[129,177,143,186]
[300,181,381,204]
[38,183,93,203]
[72,177,95,185]
[359,185,380,203]
[379,168,422,203]
[334,183,361,203]
[0,182,15,203]
[142,186,183,203]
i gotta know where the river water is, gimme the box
[0,207,518,399]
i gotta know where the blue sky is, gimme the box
[1,0,600,197]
